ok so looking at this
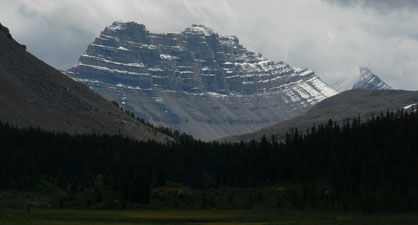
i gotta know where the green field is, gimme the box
[1,208,418,225]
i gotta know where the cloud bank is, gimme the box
[1,0,418,90]
[324,0,418,11]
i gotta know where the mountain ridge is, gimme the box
[67,21,338,140]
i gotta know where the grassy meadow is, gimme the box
[1,183,418,224]
[1,188,418,225]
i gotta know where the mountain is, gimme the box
[67,21,338,140]
[221,89,418,142]
[0,22,169,142]
[352,67,392,90]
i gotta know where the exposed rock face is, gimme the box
[67,21,338,140]
[352,67,392,90]
[0,22,169,143]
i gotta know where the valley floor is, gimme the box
[1,188,418,225]
[2,208,418,225]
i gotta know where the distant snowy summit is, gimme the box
[352,67,392,90]
[67,21,337,140]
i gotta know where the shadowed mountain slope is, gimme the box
[221,89,418,142]
[0,22,169,142]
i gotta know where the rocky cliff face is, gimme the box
[352,67,392,90]
[67,21,338,140]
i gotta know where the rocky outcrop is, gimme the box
[0,23,12,39]
[67,21,338,140]
[0,23,25,50]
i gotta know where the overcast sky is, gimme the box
[1,0,418,90]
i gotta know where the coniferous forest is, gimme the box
[1,109,418,212]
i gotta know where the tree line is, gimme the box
[1,109,418,212]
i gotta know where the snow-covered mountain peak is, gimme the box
[359,67,374,79]
[352,67,392,90]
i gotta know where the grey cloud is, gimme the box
[324,0,418,11]
[1,0,418,90]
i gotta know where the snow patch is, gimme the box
[77,63,149,76]
[184,24,215,36]
[116,83,142,90]
[81,54,145,68]
[117,46,129,51]
[404,104,417,110]
[160,54,179,60]
[149,67,163,72]
[207,92,228,98]
[71,78,102,84]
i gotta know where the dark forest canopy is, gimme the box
[1,109,418,212]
